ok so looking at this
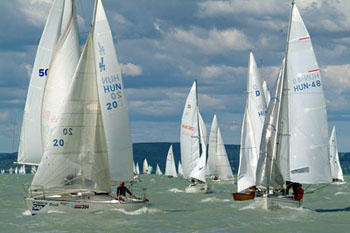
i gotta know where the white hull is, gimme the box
[185,183,210,193]
[25,194,148,215]
[255,196,302,209]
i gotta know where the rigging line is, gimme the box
[304,184,330,194]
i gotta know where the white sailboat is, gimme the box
[329,126,344,183]
[178,161,183,177]
[165,145,177,178]
[210,115,234,182]
[24,0,148,214]
[135,162,140,175]
[180,81,209,193]
[18,0,80,166]
[207,115,218,177]
[155,164,163,175]
[143,159,149,174]
[235,50,267,200]
[255,2,332,209]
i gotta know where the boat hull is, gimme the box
[25,194,148,215]
[185,183,210,193]
[232,193,255,201]
[255,196,301,209]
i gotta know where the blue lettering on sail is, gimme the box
[293,80,321,92]
[258,111,265,117]
[101,75,119,84]
[255,90,260,97]
[98,42,105,56]
[99,57,106,72]
[103,83,122,93]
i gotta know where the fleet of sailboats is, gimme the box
[11,0,345,214]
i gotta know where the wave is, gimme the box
[200,197,230,203]
[168,188,184,193]
[335,191,348,196]
[22,210,32,216]
[113,206,164,215]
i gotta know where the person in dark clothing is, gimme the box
[116,182,135,200]
[295,184,304,201]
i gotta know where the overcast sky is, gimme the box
[0,0,349,153]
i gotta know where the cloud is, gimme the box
[18,0,51,27]
[170,27,252,54]
[0,112,9,120]
[322,64,350,91]
[120,63,143,76]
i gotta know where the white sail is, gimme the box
[133,161,136,174]
[237,51,267,192]
[207,114,218,176]
[262,80,271,106]
[178,161,183,176]
[93,0,133,182]
[156,164,163,175]
[165,145,178,177]
[143,159,148,174]
[18,0,67,165]
[32,33,110,192]
[283,4,331,184]
[180,81,200,179]
[41,0,80,151]
[135,162,140,175]
[329,126,344,181]
[216,128,234,180]
[189,112,207,183]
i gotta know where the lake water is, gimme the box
[1,174,350,232]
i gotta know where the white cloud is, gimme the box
[322,64,350,91]
[120,63,143,76]
[24,64,33,79]
[112,12,131,25]
[18,0,52,27]
[170,27,252,54]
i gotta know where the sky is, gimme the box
[0,0,349,153]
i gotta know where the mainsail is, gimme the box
[18,0,79,165]
[207,114,218,176]
[216,127,234,180]
[237,51,267,192]
[156,164,163,175]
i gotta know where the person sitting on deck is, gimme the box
[295,184,304,201]
[116,182,135,201]
[245,186,257,195]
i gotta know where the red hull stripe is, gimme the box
[299,37,310,40]
[308,69,319,73]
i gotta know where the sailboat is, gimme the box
[208,115,234,182]
[143,158,149,174]
[135,162,140,175]
[165,145,178,178]
[17,0,80,166]
[180,81,209,193]
[178,161,183,177]
[24,0,148,214]
[329,126,344,183]
[255,1,332,209]
[234,50,267,201]
[155,164,163,175]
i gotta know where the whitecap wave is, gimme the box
[168,188,184,193]
[113,206,164,215]
[47,209,66,214]
[22,210,32,216]
[335,191,347,195]
[238,202,257,211]
[200,197,230,203]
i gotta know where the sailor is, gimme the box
[116,182,135,200]
[295,184,304,201]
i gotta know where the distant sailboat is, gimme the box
[180,81,209,193]
[143,159,149,174]
[178,161,183,177]
[155,164,163,175]
[234,50,267,200]
[207,115,218,177]
[25,0,148,214]
[165,145,177,178]
[135,162,140,175]
[329,126,344,183]
[255,2,332,209]
[18,0,80,166]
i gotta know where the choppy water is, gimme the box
[1,174,350,232]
